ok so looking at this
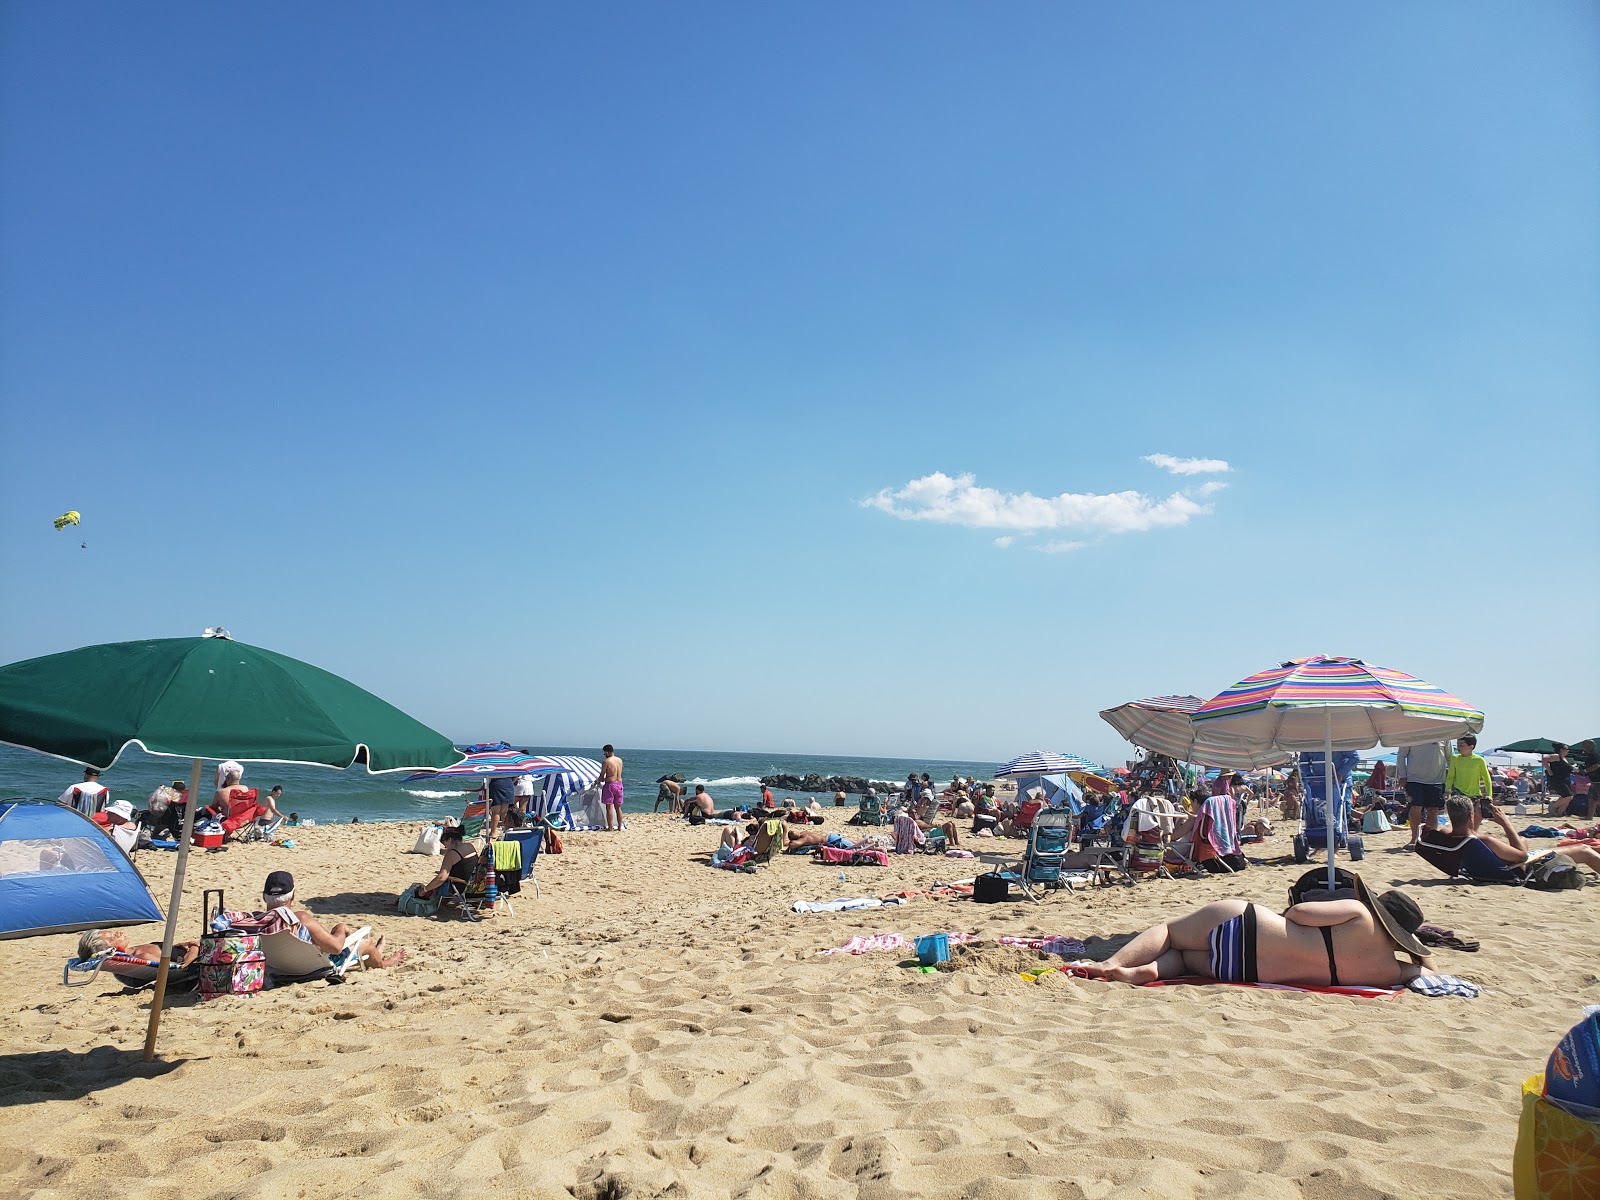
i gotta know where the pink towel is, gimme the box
[818,931,977,956]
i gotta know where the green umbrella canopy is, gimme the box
[1495,737,1598,755]
[0,636,461,772]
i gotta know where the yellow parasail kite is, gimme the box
[53,511,81,531]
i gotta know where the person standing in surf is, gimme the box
[600,744,625,832]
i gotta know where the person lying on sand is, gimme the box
[784,825,841,851]
[1073,874,1434,988]
[261,870,407,968]
[78,928,201,968]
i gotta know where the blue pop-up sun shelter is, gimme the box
[0,801,164,938]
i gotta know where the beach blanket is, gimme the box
[998,934,1087,957]
[1056,970,1401,997]
[818,931,978,956]
[791,897,908,913]
[814,846,890,867]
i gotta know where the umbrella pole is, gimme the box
[1324,714,1336,891]
[144,756,203,1061]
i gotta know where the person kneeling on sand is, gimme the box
[261,870,407,968]
[1073,871,1435,988]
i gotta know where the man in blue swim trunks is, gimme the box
[1073,873,1435,988]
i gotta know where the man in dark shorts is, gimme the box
[1544,743,1575,816]
[1396,740,1448,850]
[486,774,517,838]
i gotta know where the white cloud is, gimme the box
[1037,540,1088,554]
[862,472,1212,535]
[993,536,1014,548]
[1143,453,1231,476]
[1194,480,1229,498]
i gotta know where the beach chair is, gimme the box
[1415,830,1531,884]
[236,815,284,844]
[1293,751,1365,863]
[750,819,785,864]
[64,951,201,992]
[1190,796,1244,873]
[503,825,545,899]
[989,810,1076,900]
[855,796,885,826]
[261,926,370,983]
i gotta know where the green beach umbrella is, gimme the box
[1495,737,1596,755]
[0,632,462,1060]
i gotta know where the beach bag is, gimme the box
[198,934,265,999]
[974,872,1011,903]
[411,825,443,855]
[1526,856,1586,891]
[1514,1073,1600,1198]
[397,883,440,917]
[1363,810,1392,833]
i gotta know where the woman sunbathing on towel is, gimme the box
[1074,871,1434,988]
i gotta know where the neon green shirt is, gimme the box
[1445,752,1492,798]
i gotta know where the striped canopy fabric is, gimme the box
[1192,657,1484,752]
[403,749,557,781]
[1099,696,1293,769]
[526,755,602,827]
[995,751,1105,778]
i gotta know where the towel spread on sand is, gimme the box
[998,935,1087,957]
[1121,975,1404,998]
[1407,974,1484,998]
[817,931,978,956]
[791,897,908,913]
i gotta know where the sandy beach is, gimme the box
[2,811,1594,1199]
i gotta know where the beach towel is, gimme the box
[1407,974,1484,998]
[814,845,889,867]
[791,897,906,913]
[1080,973,1403,998]
[997,934,1087,957]
[818,931,978,956]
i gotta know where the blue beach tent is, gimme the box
[0,801,164,939]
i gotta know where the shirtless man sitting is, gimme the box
[1074,872,1434,988]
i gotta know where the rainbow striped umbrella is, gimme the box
[1194,657,1483,889]
[1192,657,1483,751]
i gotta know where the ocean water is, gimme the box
[0,744,1005,825]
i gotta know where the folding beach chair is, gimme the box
[855,795,885,826]
[236,816,284,844]
[64,951,201,992]
[1001,809,1076,900]
[750,819,785,864]
[1415,830,1534,884]
[261,926,370,983]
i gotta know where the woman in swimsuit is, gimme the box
[417,824,479,901]
[1074,875,1434,988]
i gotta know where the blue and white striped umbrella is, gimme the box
[995,751,1105,778]
[526,755,602,828]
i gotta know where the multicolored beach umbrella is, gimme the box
[1098,695,1293,769]
[403,749,554,781]
[1192,657,1484,752]
[994,751,1105,778]
[1194,656,1483,889]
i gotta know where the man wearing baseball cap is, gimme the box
[60,767,109,819]
[260,871,407,968]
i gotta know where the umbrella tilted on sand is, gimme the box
[1192,656,1484,890]
[1099,695,1294,770]
[0,632,462,1060]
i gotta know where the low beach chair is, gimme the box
[64,950,201,992]
[261,926,370,983]
[982,810,1076,900]
[855,796,885,826]
[750,819,785,864]
[1415,830,1531,884]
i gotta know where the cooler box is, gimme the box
[193,831,223,848]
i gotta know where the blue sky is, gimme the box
[1,4,1595,763]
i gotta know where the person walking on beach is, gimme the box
[600,744,624,831]
[1396,740,1449,850]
